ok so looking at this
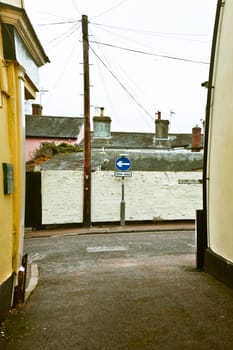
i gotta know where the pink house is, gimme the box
[25,104,83,161]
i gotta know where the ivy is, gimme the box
[32,142,83,161]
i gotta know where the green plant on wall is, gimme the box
[33,142,83,161]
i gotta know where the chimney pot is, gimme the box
[100,107,104,117]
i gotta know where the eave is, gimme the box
[0,2,49,66]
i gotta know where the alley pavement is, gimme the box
[2,223,233,350]
[24,221,195,238]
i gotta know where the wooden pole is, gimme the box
[82,15,91,227]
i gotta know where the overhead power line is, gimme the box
[89,40,209,65]
[27,8,78,21]
[47,23,80,48]
[91,0,130,20]
[89,27,152,128]
[72,0,82,16]
[38,20,80,26]
[90,22,209,40]
[90,44,153,120]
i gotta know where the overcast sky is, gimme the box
[24,0,217,133]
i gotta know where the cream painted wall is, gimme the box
[1,0,24,7]
[207,0,233,262]
[41,170,202,225]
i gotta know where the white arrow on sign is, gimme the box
[117,160,130,167]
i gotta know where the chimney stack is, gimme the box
[32,103,43,116]
[93,107,112,141]
[155,111,169,139]
[154,111,170,149]
[192,125,202,152]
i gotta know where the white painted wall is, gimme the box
[42,171,83,225]
[42,170,202,225]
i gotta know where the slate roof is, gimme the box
[90,132,201,149]
[26,115,202,150]
[26,115,84,138]
[97,132,155,148]
[38,149,203,172]
[26,115,203,172]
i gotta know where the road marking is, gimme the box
[184,242,195,248]
[87,245,129,253]
[28,252,47,262]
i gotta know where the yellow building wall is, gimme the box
[0,57,25,285]
[0,88,13,284]
[8,62,25,272]
[207,0,233,262]
[0,61,15,284]
[0,2,48,322]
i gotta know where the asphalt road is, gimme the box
[1,230,233,349]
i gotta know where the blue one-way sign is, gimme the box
[115,157,131,171]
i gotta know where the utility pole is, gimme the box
[82,14,91,227]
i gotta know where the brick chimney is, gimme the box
[32,103,43,116]
[192,125,202,152]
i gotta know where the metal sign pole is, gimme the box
[120,176,125,226]
[115,154,131,227]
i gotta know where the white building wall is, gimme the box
[42,170,83,225]
[42,170,202,225]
